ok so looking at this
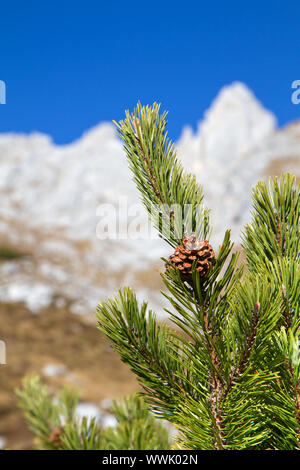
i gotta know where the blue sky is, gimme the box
[0,1,299,144]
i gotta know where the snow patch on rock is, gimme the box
[0,436,6,450]
[43,364,68,377]
[0,281,53,313]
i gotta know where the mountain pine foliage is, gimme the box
[17,103,299,450]
[16,375,169,450]
[97,103,300,450]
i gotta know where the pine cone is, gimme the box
[168,235,215,280]
[48,426,64,448]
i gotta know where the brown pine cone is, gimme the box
[167,235,215,280]
[48,426,64,448]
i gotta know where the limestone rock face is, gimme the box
[178,82,281,243]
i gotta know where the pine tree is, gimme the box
[16,375,169,450]
[96,103,300,450]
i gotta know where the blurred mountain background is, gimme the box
[0,82,299,448]
[0,82,299,315]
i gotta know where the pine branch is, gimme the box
[242,174,300,446]
[104,394,169,450]
[114,102,210,246]
[242,173,299,270]
[132,117,163,204]
[99,102,300,449]
[96,288,192,421]
[16,375,79,450]
[16,376,170,450]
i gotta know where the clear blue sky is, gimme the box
[0,0,299,144]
